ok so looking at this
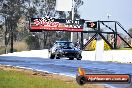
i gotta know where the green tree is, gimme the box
[25,35,40,50]
[128,28,132,36]
[0,0,84,50]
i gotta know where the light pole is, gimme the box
[70,0,75,42]
[107,13,111,40]
[107,13,111,20]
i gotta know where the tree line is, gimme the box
[0,0,83,52]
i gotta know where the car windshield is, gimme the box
[57,42,74,49]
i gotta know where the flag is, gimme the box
[56,0,72,11]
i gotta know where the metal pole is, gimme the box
[114,22,117,49]
[70,0,74,42]
[107,13,111,40]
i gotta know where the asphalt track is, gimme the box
[0,53,132,88]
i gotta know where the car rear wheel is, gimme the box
[77,58,82,60]
[77,55,82,60]
[69,57,74,60]
[56,57,60,59]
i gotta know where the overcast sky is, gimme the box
[79,0,132,30]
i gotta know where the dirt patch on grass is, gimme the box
[0,65,109,88]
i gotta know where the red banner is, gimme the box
[30,18,85,32]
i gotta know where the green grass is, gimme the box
[0,70,79,88]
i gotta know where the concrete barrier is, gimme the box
[1,49,132,63]
[1,49,49,58]
[82,50,132,63]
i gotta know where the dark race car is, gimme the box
[48,41,82,60]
